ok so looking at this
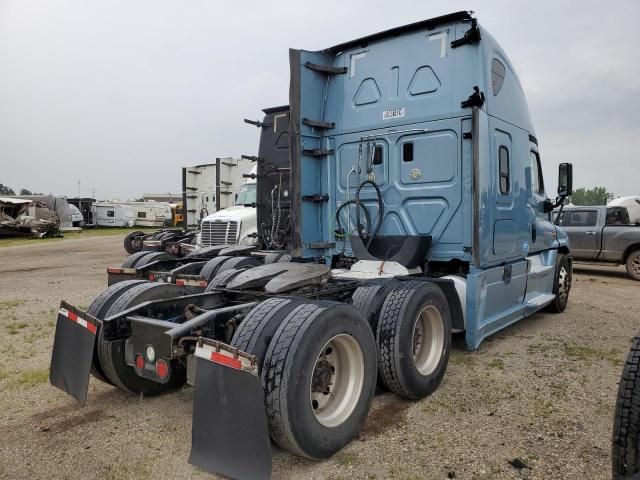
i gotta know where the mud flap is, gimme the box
[49,301,99,406]
[189,341,271,480]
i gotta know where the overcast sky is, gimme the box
[0,0,638,200]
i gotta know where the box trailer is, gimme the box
[50,12,575,480]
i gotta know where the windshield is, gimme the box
[235,183,256,206]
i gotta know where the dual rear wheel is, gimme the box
[230,281,451,459]
[88,281,187,396]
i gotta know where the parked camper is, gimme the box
[126,202,172,228]
[94,203,135,227]
[67,197,96,226]
[68,204,85,228]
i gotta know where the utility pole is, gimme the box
[77,180,81,198]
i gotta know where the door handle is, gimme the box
[585,231,597,235]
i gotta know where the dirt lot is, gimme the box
[0,236,637,480]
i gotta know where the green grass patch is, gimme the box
[487,358,505,370]
[335,451,360,466]
[450,351,476,367]
[15,369,49,386]
[527,342,556,355]
[0,227,158,248]
[563,343,622,366]
[0,299,24,310]
[6,322,29,334]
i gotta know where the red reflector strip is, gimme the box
[107,267,123,274]
[59,308,97,335]
[176,279,185,286]
[210,352,242,370]
[199,280,207,287]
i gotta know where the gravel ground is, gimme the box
[0,236,637,480]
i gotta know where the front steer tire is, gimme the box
[545,253,572,313]
[262,302,377,459]
[377,281,451,400]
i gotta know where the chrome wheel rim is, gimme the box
[310,334,364,428]
[411,305,445,376]
[558,265,570,303]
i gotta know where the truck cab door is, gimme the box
[526,146,556,254]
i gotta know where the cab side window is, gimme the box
[529,151,545,195]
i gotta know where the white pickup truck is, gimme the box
[196,168,257,247]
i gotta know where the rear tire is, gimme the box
[626,250,640,281]
[121,251,153,268]
[231,298,302,373]
[98,282,187,395]
[264,253,292,264]
[262,302,376,459]
[133,251,176,269]
[200,256,234,282]
[215,256,262,276]
[123,231,145,254]
[206,268,245,290]
[377,281,451,400]
[351,279,401,331]
[87,280,148,384]
[613,334,640,478]
[545,254,572,313]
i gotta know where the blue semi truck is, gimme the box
[50,12,574,480]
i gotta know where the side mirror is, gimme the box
[558,163,573,197]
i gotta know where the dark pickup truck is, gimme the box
[559,205,640,280]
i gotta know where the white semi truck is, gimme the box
[196,165,258,247]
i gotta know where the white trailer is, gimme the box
[94,203,136,227]
[125,202,172,227]
[182,157,253,229]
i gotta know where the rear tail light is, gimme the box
[134,354,145,370]
[155,359,169,379]
[148,273,156,281]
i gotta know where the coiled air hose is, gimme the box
[355,179,384,250]
[333,200,371,238]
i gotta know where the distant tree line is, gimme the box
[0,184,42,196]
[571,186,614,206]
